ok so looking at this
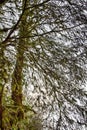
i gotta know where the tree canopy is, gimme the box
[0,0,87,130]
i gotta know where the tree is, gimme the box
[0,0,87,129]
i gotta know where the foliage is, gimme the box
[0,0,87,130]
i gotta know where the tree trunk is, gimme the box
[11,0,28,128]
[11,47,24,106]
[0,49,7,129]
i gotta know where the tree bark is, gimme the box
[11,1,28,128]
[0,49,7,129]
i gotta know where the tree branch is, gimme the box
[0,0,7,4]
[1,0,27,44]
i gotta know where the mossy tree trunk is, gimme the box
[0,48,8,129]
[10,0,37,128]
[0,50,4,130]
[11,45,24,106]
[11,0,28,127]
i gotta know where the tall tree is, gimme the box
[0,0,87,130]
[11,0,27,108]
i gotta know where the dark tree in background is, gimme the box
[0,0,87,130]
